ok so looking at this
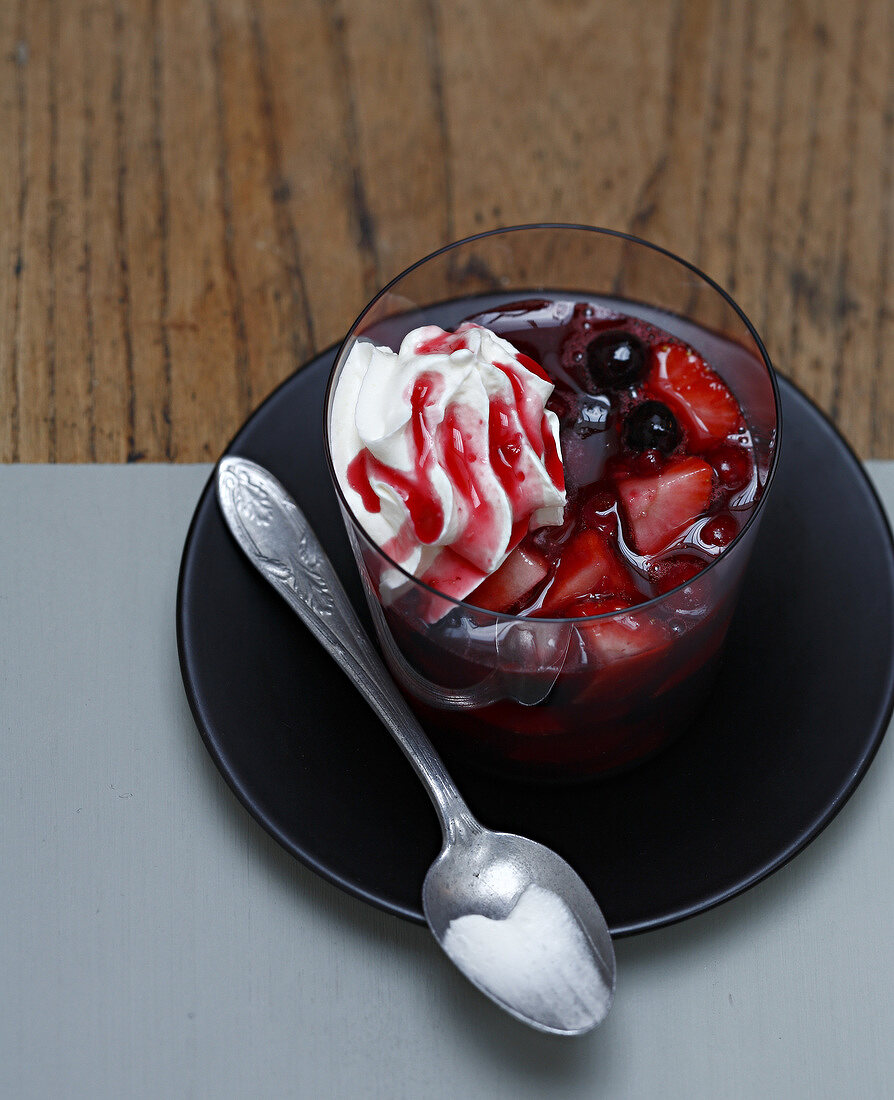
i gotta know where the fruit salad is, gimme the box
[328,287,776,778]
[458,298,763,620]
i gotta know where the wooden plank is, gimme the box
[52,0,92,461]
[16,0,54,461]
[0,0,26,461]
[210,0,291,413]
[254,0,368,355]
[83,0,130,464]
[161,0,242,461]
[330,0,452,283]
[873,2,894,456]
[116,0,172,463]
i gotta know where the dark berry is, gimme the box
[710,445,752,491]
[652,555,705,595]
[586,330,648,389]
[701,514,738,547]
[623,400,681,454]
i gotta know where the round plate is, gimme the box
[177,349,894,935]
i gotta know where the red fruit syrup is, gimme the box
[462,298,762,617]
[359,296,772,779]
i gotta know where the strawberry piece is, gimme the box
[536,529,639,616]
[466,545,548,613]
[617,456,714,555]
[584,613,669,666]
[647,344,743,446]
[568,596,670,688]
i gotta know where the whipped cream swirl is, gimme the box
[330,323,565,603]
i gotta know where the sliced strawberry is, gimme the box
[466,545,549,613]
[568,596,670,694]
[617,456,714,555]
[536,529,639,616]
[647,344,743,447]
[583,613,669,666]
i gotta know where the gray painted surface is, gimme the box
[1,462,893,1100]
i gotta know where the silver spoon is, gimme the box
[216,456,616,1035]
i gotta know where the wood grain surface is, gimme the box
[1,0,892,462]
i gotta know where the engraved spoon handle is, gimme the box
[216,456,471,838]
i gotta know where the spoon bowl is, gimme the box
[216,456,616,1034]
[424,823,615,1033]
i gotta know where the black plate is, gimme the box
[177,349,894,935]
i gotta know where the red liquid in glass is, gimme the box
[353,296,771,779]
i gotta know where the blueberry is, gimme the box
[586,330,648,389]
[623,400,681,454]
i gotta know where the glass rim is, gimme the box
[323,223,783,625]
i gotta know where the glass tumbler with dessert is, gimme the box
[325,226,780,780]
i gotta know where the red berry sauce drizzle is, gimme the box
[346,324,565,597]
[458,298,763,618]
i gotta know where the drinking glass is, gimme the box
[324,225,780,779]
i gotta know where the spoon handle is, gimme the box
[216,456,471,839]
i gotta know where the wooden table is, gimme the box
[2,0,891,463]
